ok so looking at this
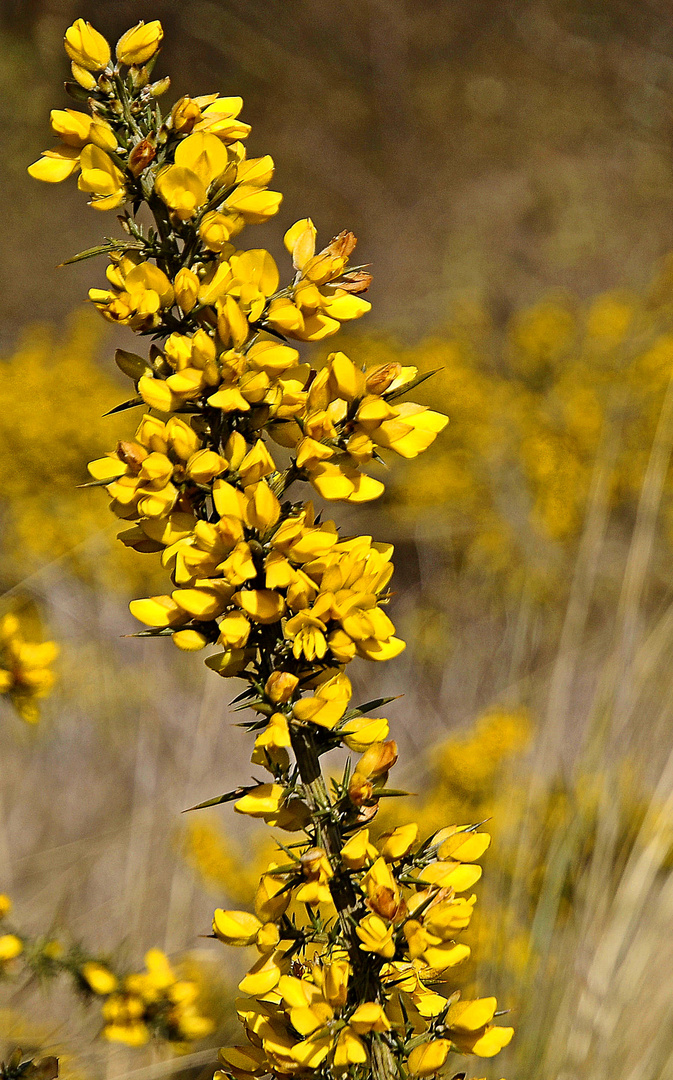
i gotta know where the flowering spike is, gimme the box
[31,16,511,1077]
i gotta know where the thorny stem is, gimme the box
[290,724,369,982]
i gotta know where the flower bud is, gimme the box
[70,62,97,91]
[89,121,118,153]
[212,908,261,946]
[365,362,402,395]
[64,19,111,72]
[255,873,290,922]
[116,440,147,472]
[322,960,350,1008]
[130,65,150,91]
[172,95,203,134]
[81,961,119,995]
[265,670,298,704]
[172,629,208,651]
[174,267,200,314]
[128,138,156,177]
[200,210,235,253]
[348,772,374,807]
[367,884,404,921]
[357,740,398,779]
[116,21,164,66]
[150,77,172,98]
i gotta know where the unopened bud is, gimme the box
[324,229,357,261]
[116,440,147,471]
[365,362,402,396]
[150,77,172,99]
[348,772,374,807]
[357,740,398,779]
[172,95,202,134]
[129,65,150,90]
[174,267,200,314]
[97,73,115,96]
[128,138,156,177]
[70,61,97,91]
[265,670,298,704]
[368,885,404,921]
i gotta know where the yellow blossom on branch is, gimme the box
[30,16,511,1080]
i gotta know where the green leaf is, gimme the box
[77,477,115,489]
[103,396,144,417]
[341,695,401,721]
[183,786,252,812]
[59,240,144,267]
[385,368,442,402]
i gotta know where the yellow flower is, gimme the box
[78,144,126,210]
[27,145,81,184]
[450,1025,514,1057]
[213,908,262,945]
[355,913,395,958]
[333,1027,368,1066]
[81,961,119,995]
[235,784,286,818]
[378,822,419,861]
[407,1040,451,1076]
[0,934,23,961]
[349,1001,391,1033]
[0,895,11,919]
[64,19,111,71]
[116,21,164,66]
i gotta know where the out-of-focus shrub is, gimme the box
[334,260,673,602]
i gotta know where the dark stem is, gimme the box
[290,723,361,926]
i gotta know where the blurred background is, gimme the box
[5,1,673,1078]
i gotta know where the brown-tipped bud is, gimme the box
[128,138,156,177]
[265,671,299,705]
[97,74,115,96]
[368,885,405,922]
[357,740,398,779]
[365,363,402,396]
[355,803,380,826]
[150,76,171,98]
[323,230,357,261]
[348,772,374,807]
[172,95,202,134]
[116,440,148,471]
[338,270,373,295]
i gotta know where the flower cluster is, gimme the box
[0,611,58,724]
[0,895,213,1048]
[31,18,510,1080]
[213,766,512,1077]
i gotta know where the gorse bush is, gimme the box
[343,273,673,600]
[0,606,58,725]
[25,15,512,1080]
[0,893,213,1047]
